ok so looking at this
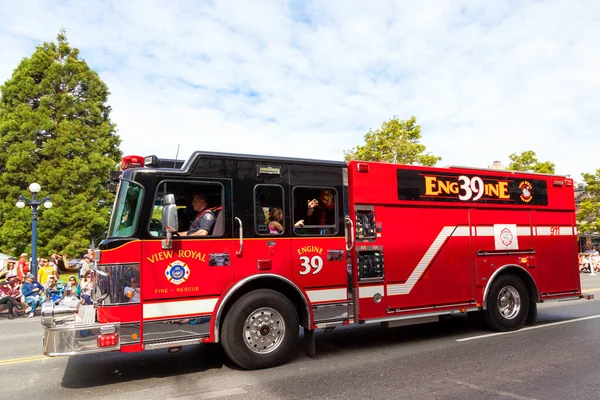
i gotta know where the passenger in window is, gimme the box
[295,189,335,227]
[268,208,284,234]
[181,194,216,236]
[256,193,270,225]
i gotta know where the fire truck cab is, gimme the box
[41,151,582,369]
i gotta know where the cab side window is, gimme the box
[149,181,224,238]
[292,186,338,236]
[254,185,284,235]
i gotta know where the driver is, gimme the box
[180,194,215,236]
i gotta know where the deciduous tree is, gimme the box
[344,116,441,166]
[507,150,555,174]
[577,169,600,239]
[0,31,121,258]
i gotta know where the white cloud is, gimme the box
[0,0,598,180]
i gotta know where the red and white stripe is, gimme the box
[143,298,218,320]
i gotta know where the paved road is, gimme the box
[2,273,600,400]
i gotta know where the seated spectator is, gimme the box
[21,273,45,317]
[0,280,20,319]
[46,276,62,303]
[63,275,79,298]
[123,278,140,302]
[0,259,17,280]
[593,252,600,273]
[579,253,587,272]
[80,271,93,305]
[7,276,26,309]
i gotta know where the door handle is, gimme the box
[345,216,355,251]
[235,217,243,257]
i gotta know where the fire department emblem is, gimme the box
[519,181,533,203]
[500,228,514,246]
[165,260,190,285]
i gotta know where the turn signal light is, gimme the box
[98,333,119,348]
[520,257,528,265]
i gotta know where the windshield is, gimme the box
[108,180,144,238]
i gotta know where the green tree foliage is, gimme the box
[344,116,441,166]
[577,169,600,236]
[507,150,555,174]
[0,31,121,258]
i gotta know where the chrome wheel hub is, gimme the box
[497,286,521,320]
[243,307,285,354]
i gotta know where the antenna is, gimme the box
[174,144,180,168]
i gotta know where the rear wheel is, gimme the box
[221,289,299,369]
[484,274,529,332]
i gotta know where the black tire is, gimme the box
[484,274,529,332]
[221,289,299,370]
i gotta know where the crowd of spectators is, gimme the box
[580,249,600,273]
[0,249,96,319]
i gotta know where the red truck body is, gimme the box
[42,153,581,369]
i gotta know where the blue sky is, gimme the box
[1,0,598,180]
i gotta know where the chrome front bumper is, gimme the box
[41,302,120,357]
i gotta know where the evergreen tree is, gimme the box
[0,31,121,258]
[344,116,441,166]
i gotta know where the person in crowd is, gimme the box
[21,273,45,317]
[37,258,57,287]
[64,275,79,299]
[593,251,600,273]
[268,207,284,234]
[87,249,95,262]
[123,278,140,302]
[46,276,62,303]
[180,193,216,236]
[17,253,29,282]
[80,271,93,305]
[0,258,17,280]
[584,253,593,273]
[0,280,20,319]
[79,254,92,278]
[7,276,26,308]
[50,254,66,273]
[579,253,587,272]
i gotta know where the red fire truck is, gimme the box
[41,151,582,369]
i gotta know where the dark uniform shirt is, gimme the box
[188,209,216,235]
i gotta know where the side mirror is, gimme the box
[162,194,179,249]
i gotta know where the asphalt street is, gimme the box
[2,274,600,400]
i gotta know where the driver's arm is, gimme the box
[184,229,209,237]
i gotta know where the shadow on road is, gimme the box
[59,309,588,389]
[61,342,230,388]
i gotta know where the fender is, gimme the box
[482,264,538,310]
[213,273,311,342]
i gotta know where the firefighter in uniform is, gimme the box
[181,193,216,236]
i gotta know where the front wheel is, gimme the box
[484,274,529,332]
[221,289,299,370]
